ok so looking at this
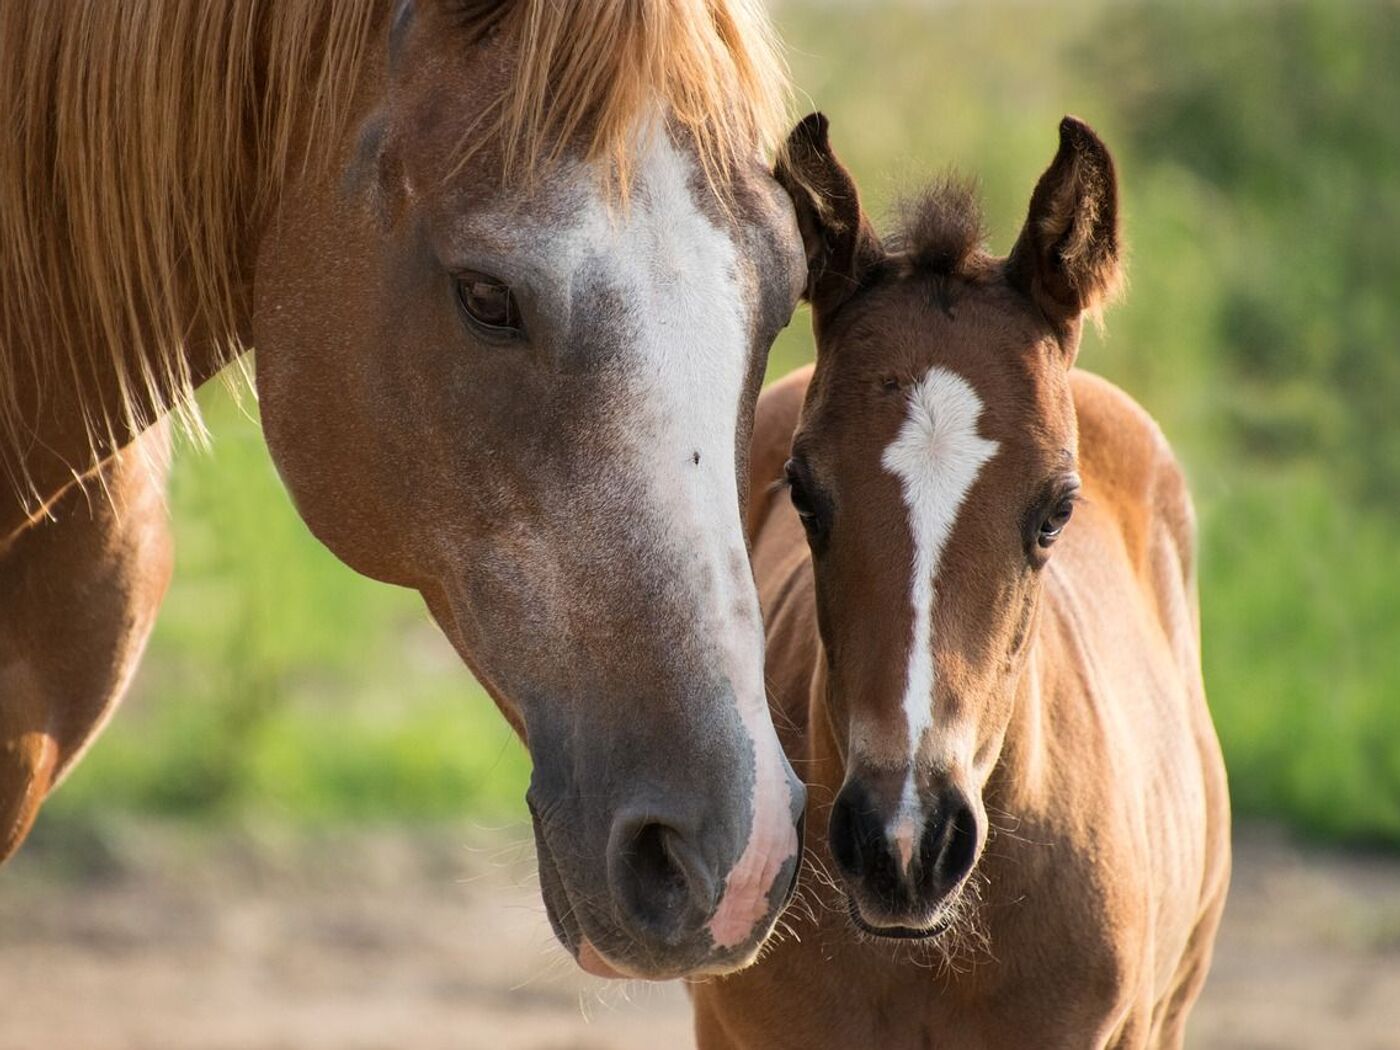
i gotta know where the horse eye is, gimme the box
[1037,498,1076,548]
[456,271,522,335]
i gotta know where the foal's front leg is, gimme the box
[1,424,172,861]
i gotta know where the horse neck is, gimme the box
[2,253,242,547]
[2,2,386,540]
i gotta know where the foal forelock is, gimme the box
[880,367,999,829]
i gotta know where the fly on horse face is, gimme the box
[0,0,810,980]
[692,116,1230,1046]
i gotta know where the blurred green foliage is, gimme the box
[46,1,1400,845]
[47,391,531,826]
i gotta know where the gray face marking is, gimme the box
[439,122,800,957]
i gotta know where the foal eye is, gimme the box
[456,271,523,336]
[783,458,824,533]
[1037,498,1076,548]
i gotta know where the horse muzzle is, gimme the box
[529,776,806,980]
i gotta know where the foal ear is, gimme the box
[773,113,883,314]
[1008,116,1122,333]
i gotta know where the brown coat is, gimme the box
[691,115,1229,1048]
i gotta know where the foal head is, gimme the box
[253,2,806,978]
[775,115,1122,937]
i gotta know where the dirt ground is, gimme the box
[2,821,1398,1050]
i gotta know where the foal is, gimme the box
[693,116,1230,1047]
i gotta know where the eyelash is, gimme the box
[1031,487,1081,553]
[782,460,828,538]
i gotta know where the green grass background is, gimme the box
[43,0,1400,846]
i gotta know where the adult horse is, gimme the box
[0,0,810,981]
[692,116,1230,1045]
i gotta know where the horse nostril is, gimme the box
[611,819,715,944]
[634,823,687,899]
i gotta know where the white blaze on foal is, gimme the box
[880,367,999,868]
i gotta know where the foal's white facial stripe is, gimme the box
[881,368,999,836]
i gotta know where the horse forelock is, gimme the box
[0,0,788,515]
[446,0,790,201]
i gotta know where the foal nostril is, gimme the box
[921,793,979,889]
[829,782,882,880]
[610,819,716,944]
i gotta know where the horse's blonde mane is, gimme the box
[0,0,382,515]
[0,0,789,515]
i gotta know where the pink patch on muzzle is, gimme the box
[706,722,799,950]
